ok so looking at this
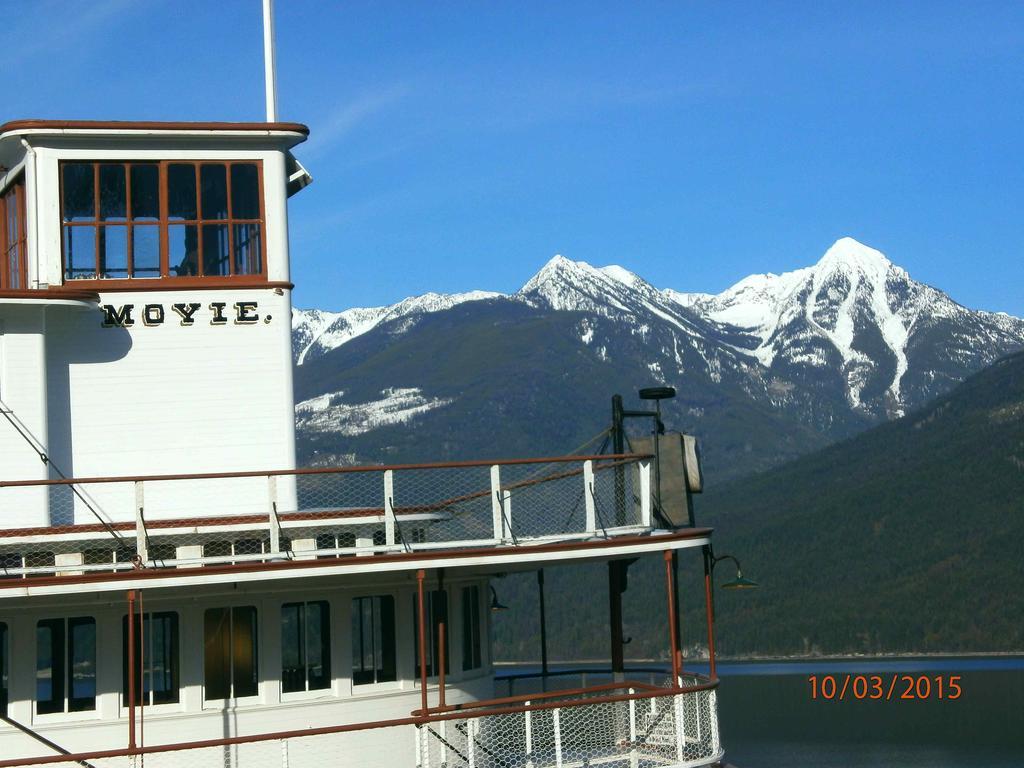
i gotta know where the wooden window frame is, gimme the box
[1,176,28,290]
[59,160,268,288]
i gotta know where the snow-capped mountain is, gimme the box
[292,290,501,365]
[291,238,1024,476]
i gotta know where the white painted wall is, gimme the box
[0,577,493,765]
[0,133,302,526]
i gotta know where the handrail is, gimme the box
[0,713,96,768]
[0,678,720,768]
[0,453,651,488]
[413,678,669,715]
[494,664,672,682]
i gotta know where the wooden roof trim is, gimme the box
[0,119,310,137]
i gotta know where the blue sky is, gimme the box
[4,1,1023,314]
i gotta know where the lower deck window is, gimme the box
[352,595,396,685]
[281,601,330,693]
[203,607,258,700]
[462,586,483,671]
[0,622,7,716]
[122,612,180,706]
[36,617,96,714]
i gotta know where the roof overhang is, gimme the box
[0,119,310,151]
[0,529,712,603]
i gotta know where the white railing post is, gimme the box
[639,461,651,528]
[468,718,477,768]
[710,689,721,756]
[268,475,281,554]
[628,689,638,768]
[583,460,597,533]
[280,738,289,768]
[524,702,534,768]
[553,707,563,768]
[384,470,396,546]
[439,720,447,766]
[490,465,503,542]
[674,693,685,762]
[134,480,147,563]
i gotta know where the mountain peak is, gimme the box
[815,237,901,278]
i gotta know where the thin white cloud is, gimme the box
[0,0,145,60]
[302,84,410,159]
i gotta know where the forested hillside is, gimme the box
[492,351,1024,659]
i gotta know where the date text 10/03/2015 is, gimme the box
[808,675,963,701]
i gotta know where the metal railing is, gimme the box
[418,680,723,768]
[495,666,674,698]
[0,454,653,580]
[0,677,722,768]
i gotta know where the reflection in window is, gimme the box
[0,622,7,717]
[122,612,179,706]
[412,590,449,678]
[36,617,96,714]
[462,586,482,671]
[352,595,396,686]
[2,178,27,290]
[281,601,330,693]
[61,161,263,282]
[203,606,258,700]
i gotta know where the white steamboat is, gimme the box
[0,118,729,768]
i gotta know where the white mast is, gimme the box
[262,0,279,121]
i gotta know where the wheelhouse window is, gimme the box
[203,606,258,700]
[61,161,264,282]
[462,586,482,671]
[122,612,179,706]
[352,595,396,686]
[1,177,27,290]
[281,601,330,693]
[36,617,96,714]
[0,621,8,717]
[413,590,449,678]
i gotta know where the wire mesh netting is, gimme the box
[0,457,651,580]
[419,686,722,768]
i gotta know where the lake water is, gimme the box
[499,658,1024,767]
[699,657,1024,767]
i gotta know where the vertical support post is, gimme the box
[416,569,428,715]
[609,561,625,679]
[134,481,147,563]
[524,704,534,768]
[490,465,503,542]
[553,708,563,768]
[628,689,638,768]
[612,394,626,526]
[139,590,145,748]
[439,720,448,767]
[664,551,681,686]
[384,470,396,547]
[537,570,548,678]
[639,461,651,528]
[268,475,280,554]
[703,546,717,679]
[281,739,290,768]
[126,590,136,750]
[262,0,278,122]
[583,460,597,533]
[437,622,446,710]
[467,718,478,768]
[674,693,685,762]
